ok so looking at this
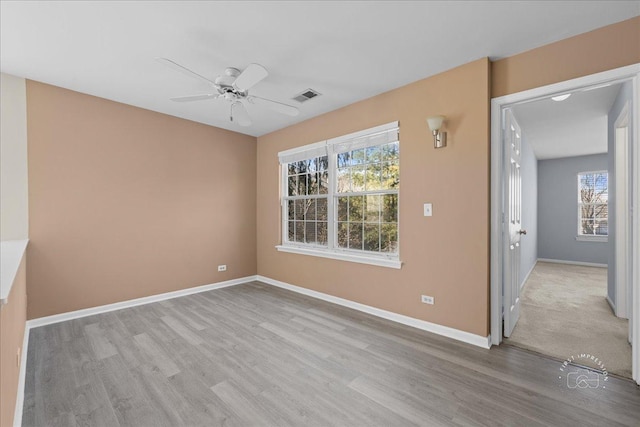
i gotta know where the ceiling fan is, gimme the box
[157,58,299,127]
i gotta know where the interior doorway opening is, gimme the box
[490,64,640,384]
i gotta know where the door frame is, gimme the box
[489,63,640,384]
[614,102,630,319]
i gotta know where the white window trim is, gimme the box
[275,245,402,269]
[277,121,401,269]
[577,170,608,238]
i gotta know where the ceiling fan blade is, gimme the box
[231,102,252,127]
[247,96,300,117]
[156,57,219,88]
[170,94,219,102]
[233,63,268,92]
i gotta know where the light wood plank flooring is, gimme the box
[22,281,640,426]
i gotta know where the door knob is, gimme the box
[518,229,527,235]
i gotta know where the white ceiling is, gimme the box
[1,1,639,137]
[511,84,622,160]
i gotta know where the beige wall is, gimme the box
[257,59,491,336]
[1,73,29,241]
[492,16,640,98]
[0,256,27,427]
[26,81,257,319]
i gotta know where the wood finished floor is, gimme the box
[22,281,640,426]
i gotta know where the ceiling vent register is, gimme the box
[293,89,321,103]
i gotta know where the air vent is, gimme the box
[293,89,321,103]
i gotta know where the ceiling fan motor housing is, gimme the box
[215,68,248,99]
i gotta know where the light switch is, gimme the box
[424,203,433,217]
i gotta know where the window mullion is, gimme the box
[327,151,337,250]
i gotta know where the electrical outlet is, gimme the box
[423,203,433,217]
[218,265,227,272]
[421,295,435,305]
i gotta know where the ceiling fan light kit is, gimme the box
[157,58,299,127]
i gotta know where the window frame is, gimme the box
[576,170,608,242]
[276,122,402,269]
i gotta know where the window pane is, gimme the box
[295,199,306,220]
[288,221,295,242]
[366,146,381,163]
[307,158,317,173]
[381,224,398,253]
[349,223,363,250]
[337,168,350,193]
[308,172,319,195]
[595,204,608,220]
[296,160,307,174]
[288,175,298,196]
[295,221,305,242]
[317,222,328,245]
[365,164,382,191]
[337,197,348,221]
[352,148,366,165]
[348,196,364,221]
[306,199,317,221]
[337,152,350,168]
[305,222,317,244]
[581,219,595,235]
[318,156,328,172]
[365,195,381,222]
[364,224,380,252]
[381,161,399,189]
[337,222,349,248]
[288,162,299,175]
[581,204,594,220]
[381,142,399,161]
[317,198,328,221]
[319,170,329,194]
[382,194,398,222]
[351,165,365,192]
[595,221,608,236]
[298,174,308,195]
[288,200,295,221]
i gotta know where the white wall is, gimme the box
[0,73,29,241]
[607,81,633,306]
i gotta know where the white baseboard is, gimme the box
[537,258,607,268]
[520,261,537,289]
[27,275,258,329]
[256,275,491,349]
[13,320,30,427]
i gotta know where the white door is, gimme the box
[503,109,525,337]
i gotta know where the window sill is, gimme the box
[576,235,608,243]
[275,245,402,269]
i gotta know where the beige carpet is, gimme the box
[505,262,631,378]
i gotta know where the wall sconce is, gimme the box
[427,115,447,148]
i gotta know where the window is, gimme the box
[578,171,608,239]
[278,122,400,268]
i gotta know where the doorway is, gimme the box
[490,64,640,384]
